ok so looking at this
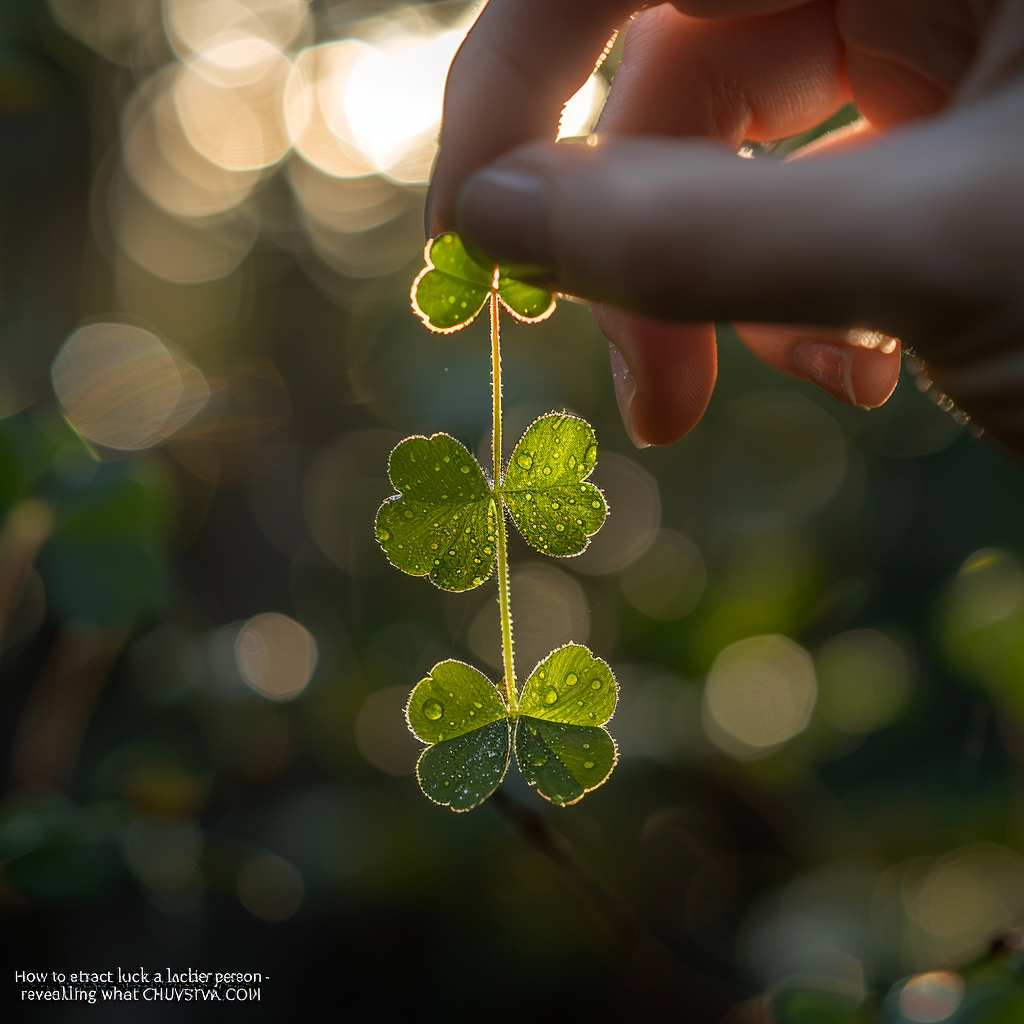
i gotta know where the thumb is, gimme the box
[455,124,1009,360]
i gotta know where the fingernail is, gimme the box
[609,343,649,449]
[792,341,858,406]
[456,166,553,268]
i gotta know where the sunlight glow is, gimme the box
[52,323,209,450]
[703,634,816,755]
[235,612,317,700]
[557,73,609,140]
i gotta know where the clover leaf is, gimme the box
[514,644,618,806]
[411,233,555,333]
[375,433,497,592]
[406,648,618,810]
[407,660,510,811]
[502,414,607,557]
[395,235,619,812]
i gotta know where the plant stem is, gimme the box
[490,291,517,715]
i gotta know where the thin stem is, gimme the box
[490,291,517,715]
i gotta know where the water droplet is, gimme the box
[543,688,558,705]
[517,454,533,470]
[403,509,414,519]
[469,709,475,716]
[552,794,564,804]
[591,499,602,509]
[542,466,552,476]
[567,454,577,469]
[379,529,391,541]
[430,542,438,550]
[550,502,560,510]
[565,673,578,687]
[423,699,443,720]
[443,455,450,463]
[577,699,584,706]
[473,701,483,709]
[460,465,470,474]
[584,761,595,770]
[531,753,547,767]
[555,524,565,532]
[583,743,590,749]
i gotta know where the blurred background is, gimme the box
[3,1,1024,1021]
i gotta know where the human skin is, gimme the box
[426,0,1024,454]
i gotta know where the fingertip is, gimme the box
[593,305,717,446]
[849,342,901,408]
[734,322,900,409]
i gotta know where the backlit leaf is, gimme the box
[411,233,556,332]
[517,643,616,726]
[406,659,507,744]
[416,718,511,812]
[411,233,491,333]
[376,433,497,592]
[515,717,617,806]
[497,269,555,324]
[501,414,606,556]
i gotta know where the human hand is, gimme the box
[427,0,1024,453]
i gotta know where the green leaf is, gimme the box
[515,718,617,806]
[501,414,607,556]
[517,643,617,726]
[410,232,556,333]
[406,660,507,744]
[416,718,511,811]
[411,233,491,333]
[514,644,618,805]
[376,433,497,592]
[497,270,556,323]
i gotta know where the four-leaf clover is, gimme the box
[407,645,618,811]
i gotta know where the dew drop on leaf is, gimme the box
[584,761,595,770]
[565,673,577,687]
[544,688,558,705]
[517,454,533,469]
[423,699,444,720]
